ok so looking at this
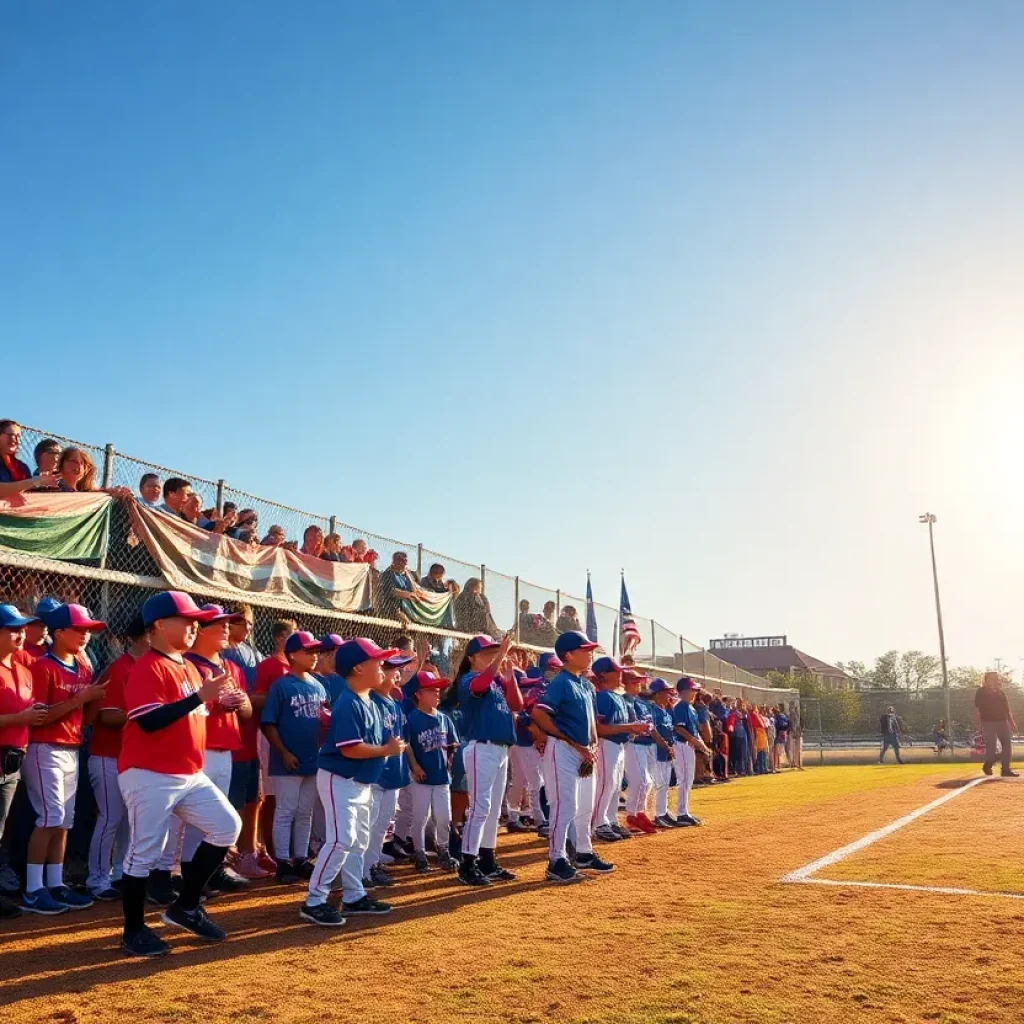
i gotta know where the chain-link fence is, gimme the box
[3,421,799,703]
[799,689,1021,765]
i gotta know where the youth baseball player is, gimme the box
[456,633,520,887]
[621,668,659,835]
[672,677,711,827]
[647,679,679,828]
[117,591,242,958]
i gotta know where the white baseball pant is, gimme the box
[652,758,672,817]
[119,767,241,877]
[544,738,595,862]
[307,769,371,907]
[393,783,413,841]
[592,739,625,830]
[508,745,545,824]
[257,732,276,797]
[672,742,696,817]
[365,786,400,871]
[23,743,78,829]
[410,782,451,853]
[462,741,509,856]
[87,754,130,890]
[272,774,318,860]
[177,749,234,863]
[623,742,653,817]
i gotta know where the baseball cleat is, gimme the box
[369,865,397,887]
[654,815,681,829]
[506,819,534,833]
[633,813,660,834]
[485,866,517,882]
[436,851,459,872]
[20,888,69,915]
[89,887,122,902]
[574,853,615,874]
[49,886,94,910]
[672,815,698,827]
[341,895,393,916]
[545,858,586,885]
[161,902,227,942]
[457,864,492,887]
[300,902,346,927]
[413,852,432,874]
[611,823,635,840]
[275,861,302,885]
[536,823,551,839]
[121,925,170,958]
[361,876,379,890]
[593,825,621,843]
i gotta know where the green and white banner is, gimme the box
[0,491,112,561]
[398,590,454,628]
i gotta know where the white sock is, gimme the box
[46,863,64,889]
[26,864,45,893]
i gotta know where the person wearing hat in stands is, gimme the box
[86,614,149,902]
[0,604,49,918]
[455,632,520,887]
[532,631,614,884]
[591,656,650,843]
[115,592,242,957]
[646,679,679,828]
[21,602,109,914]
[506,668,548,834]
[621,668,659,835]
[301,638,405,927]
[672,678,710,827]
[261,632,330,884]
[405,670,460,873]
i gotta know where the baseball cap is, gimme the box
[591,656,624,676]
[285,631,325,655]
[676,676,702,692]
[0,604,39,629]
[125,613,147,641]
[525,666,545,682]
[537,653,562,673]
[335,638,400,677]
[554,631,599,659]
[648,678,672,694]
[42,603,107,633]
[320,633,345,652]
[142,591,220,628]
[406,670,449,695]
[466,635,500,657]
[384,653,416,668]
[622,668,650,684]
[197,604,246,626]
[35,596,62,617]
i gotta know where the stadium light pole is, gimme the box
[919,513,952,740]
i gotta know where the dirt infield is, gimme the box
[4,763,1023,1024]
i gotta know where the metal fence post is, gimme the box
[513,576,520,641]
[817,699,824,765]
[555,590,561,616]
[417,543,423,580]
[480,564,486,594]
[215,479,225,516]
[101,444,115,489]
[329,515,337,537]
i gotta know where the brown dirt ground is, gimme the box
[3,762,1022,1024]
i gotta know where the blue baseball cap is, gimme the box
[142,591,220,628]
[554,631,599,659]
[197,603,246,626]
[525,666,545,682]
[284,631,326,656]
[0,604,39,629]
[42,603,107,633]
[676,676,702,693]
[591,656,624,676]
[648,678,672,694]
[320,633,345,652]
[466,635,500,657]
[537,653,562,674]
[384,653,416,668]
[35,596,62,617]
[335,638,400,677]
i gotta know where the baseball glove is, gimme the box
[578,758,594,778]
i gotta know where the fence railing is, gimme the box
[5,422,794,700]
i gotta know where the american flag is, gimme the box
[619,575,641,656]
[585,572,598,644]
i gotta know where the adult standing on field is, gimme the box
[975,672,1018,778]
[878,706,907,764]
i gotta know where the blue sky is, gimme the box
[3,1,1022,674]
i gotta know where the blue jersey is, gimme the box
[625,694,654,746]
[318,672,348,707]
[318,687,386,785]
[594,689,631,744]
[536,670,596,748]
[515,709,536,747]
[223,641,263,691]
[457,672,515,745]
[672,700,699,743]
[371,690,410,790]
[650,704,674,761]
[696,703,710,727]
[405,708,458,786]
[261,674,327,776]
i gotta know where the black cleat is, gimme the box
[369,864,397,887]
[413,852,431,874]
[545,858,585,885]
[121,925,170,958]
[457,864,492,887]
[341,895,393,916]
[575,853,615,874]
[300,901,346,926]
[161,902,227,942]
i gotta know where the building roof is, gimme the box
[712,644,849,680]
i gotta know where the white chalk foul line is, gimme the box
[793,877,1024,901]
[780,775,990,883]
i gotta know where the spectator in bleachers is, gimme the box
[420,563,460,597]
[341,538,378,565]
[55,447,97,492]
[378,552,423,617]
[320,533,343,561]
[517,600,532,637]
[137,473,162,508]
[261,525,287,547]
[33,439,62,478]
[555,605,582,635]
[159,477,193,520]
[300,526,324,558]
[0,419,58,495]
[229,509,259,543]
[453,577,501,637]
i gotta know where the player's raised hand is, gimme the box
[198,670,230,704]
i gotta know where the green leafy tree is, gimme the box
[870,650,901,690]
[897,650,940,694]
[948,665,983,689]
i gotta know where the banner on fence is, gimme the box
[398,590,454,628]
[130,502,372,611]
[0,491,112,561]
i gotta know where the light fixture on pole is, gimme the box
[919,513,952,740]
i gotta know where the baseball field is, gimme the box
[5,762,1022,1024]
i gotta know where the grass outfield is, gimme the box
[6,762,1024,1024]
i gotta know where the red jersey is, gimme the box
[88,652,133,759]
[20,642,49,662]
[0,658,34,748]
[184,653,244,752]
[29,652,94,747]
[119,650,207,776]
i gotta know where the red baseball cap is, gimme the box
[407,671,449,694]
[285,631,326,655]
[335,638,400,677]
[142,591,220,628]
[197,604,246,626]
[39,603,106,633]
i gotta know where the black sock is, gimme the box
[177,843,228,911]
[460,853,476,871]
[122,874,148,934]
[478,848,496,873]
